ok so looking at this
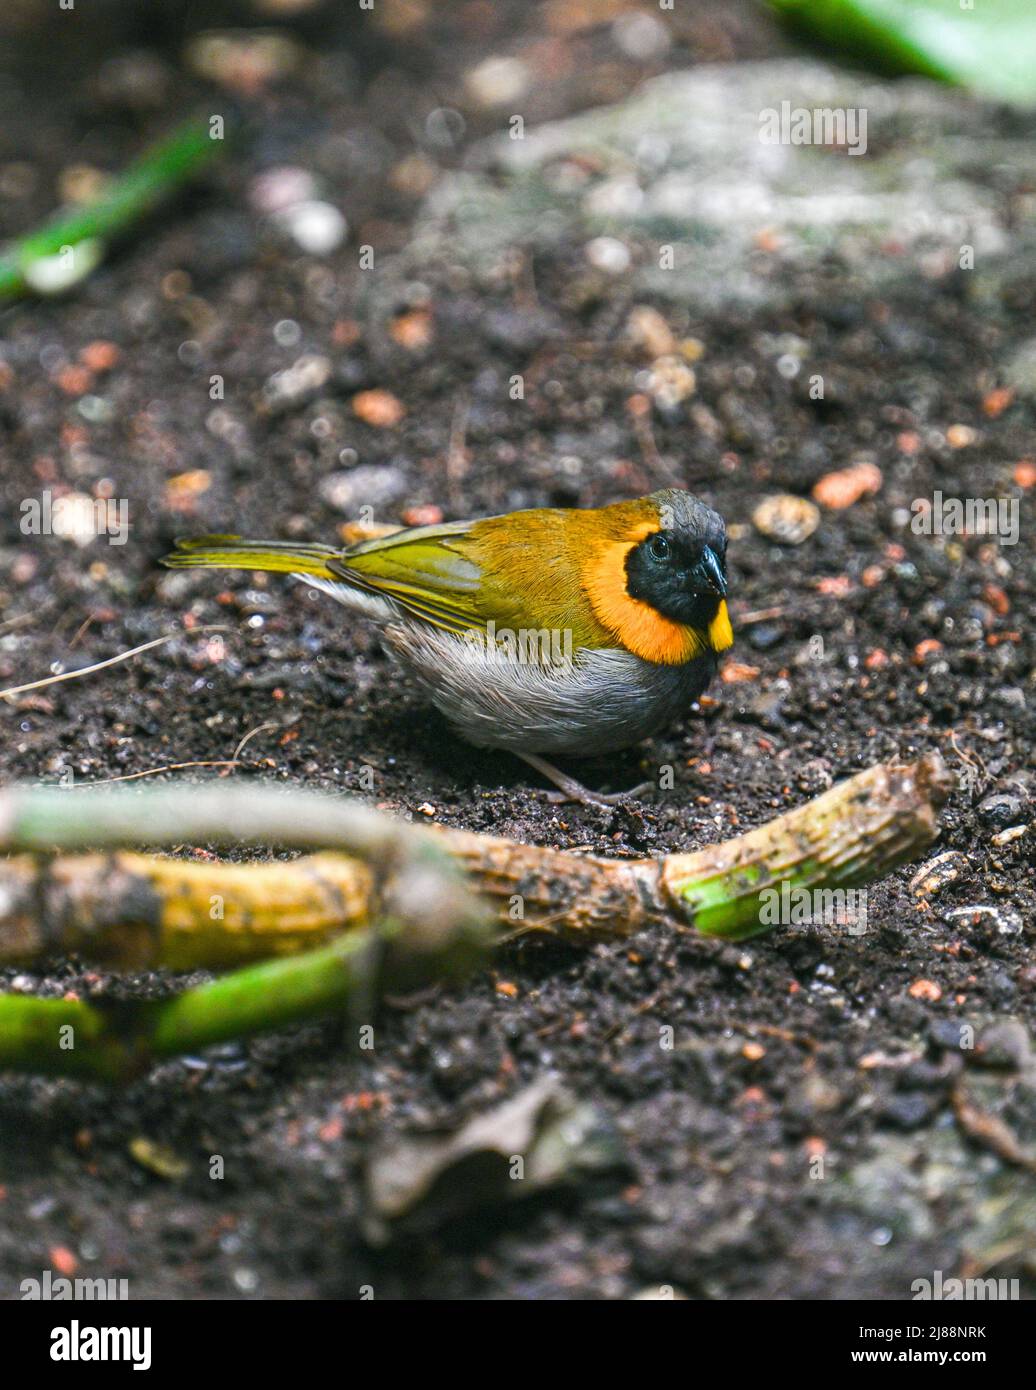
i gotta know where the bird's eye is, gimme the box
[649,534,670,561]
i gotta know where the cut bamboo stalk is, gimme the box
[0,851,373,970]
[0,754,952,970]
[0,754,953,1080]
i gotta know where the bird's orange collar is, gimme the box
[583,536,732,665]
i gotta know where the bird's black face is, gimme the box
[625,527,728,628]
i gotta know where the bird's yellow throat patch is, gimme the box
[708,599,734,653]
[585,541,733,665]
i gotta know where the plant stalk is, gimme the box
[0,119,223,301]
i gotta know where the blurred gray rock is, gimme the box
[396,60,1031,314]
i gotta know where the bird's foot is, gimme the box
[517,752,652,809]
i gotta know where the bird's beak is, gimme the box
[692,545,727,598]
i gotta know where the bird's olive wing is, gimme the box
[328,521,492,634]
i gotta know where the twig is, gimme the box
[232,722,279,761]
[72,761,241,786]
[440,755,953,941]
[735,606,786,625]
[0,625,227,700]
[0,607,53,638]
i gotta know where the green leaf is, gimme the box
[770,0,1036,107]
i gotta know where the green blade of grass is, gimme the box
[0,117,224,301]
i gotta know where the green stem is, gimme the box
[0,783,409,859]
[0,995,143,1083]
[150,933,372,1057]
[0,119,223,300]
[0,915,484,1083]
[662,754,953,938]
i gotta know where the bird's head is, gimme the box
[625,490,729,638]
[584,489,732,665]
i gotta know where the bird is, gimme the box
[161,488,732,807]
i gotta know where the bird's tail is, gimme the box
[161,535,339,578]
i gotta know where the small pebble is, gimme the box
[909,851,967,897]
[612,12,671,59]
[249,166,318,216]
[51,493,102,547]
[752,494,819,545]
[747,623,784,651]
[978,792,1024,828]
[464,56,531,107]
[401,504,443,527]
[79,340,120,372]
[261,355,331,413]
[908,979,942,1003]
[58,164,109,205]
[974,1020,1031,1070]
[77,395,114,424]
[273,319,302,347]
[352,388,405,428]
[585,237,631,274]
[645,355,695,411]
[881,1092,935,1130]
[275,200,347,256]
[626,305,676,358]
[812,462,882,510]
[946,423,977,449]
[128,1137,189,1181]
[319,465,406,513]
[991,824,1028,847]
[929,1018,968,1052]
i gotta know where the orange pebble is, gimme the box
[50,1246,78,1277]
[55,365,93,396]
[909,979,942,1002]
[913,639,943,663]
[983,584,1009,616]
[721,661,760,683]
[816,575,853,597]
[331,319,361,348]
[401,504,443,527]
[812,462,882,510]
[352,389,405,428]
[390,309,433,350]
[79,340,120,372]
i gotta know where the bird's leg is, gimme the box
[516,752,654,809]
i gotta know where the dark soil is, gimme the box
[0,0,1032,1300]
